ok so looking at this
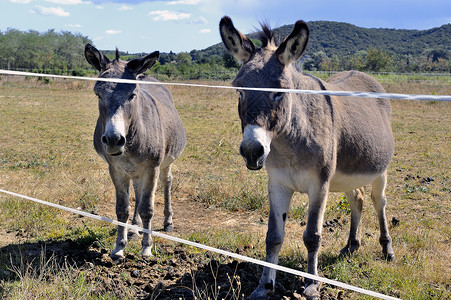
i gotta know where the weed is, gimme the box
[181,259,244,300]
[290,201,308,221]
[328,194,351,215]
[1,249,97,299]
[77,191,100,212]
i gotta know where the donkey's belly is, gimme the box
[329,171,379,192]
[268,167,380,193]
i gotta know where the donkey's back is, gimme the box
[324,71,394,178]
[327,70,385,94]
[124,75,185,164]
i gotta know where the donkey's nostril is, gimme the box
[257,145,264,158]
[117,136,126,147]
[101,133,125,147]
[240,142,265,161]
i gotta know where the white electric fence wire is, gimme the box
[0,188,400,300]
[1,69,450,102]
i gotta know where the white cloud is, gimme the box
[32,6,70,16]
[167,0,201,5]
[148,10,191,21]
[200,28,211,33]
[117,5,132,11]
[45,0,91,4]
[105,29,121,34]
[191,16,208,24]
[66,23,82,28]
[10,0,33,3]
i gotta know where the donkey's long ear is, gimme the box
[219,16,255,64]
[127,51,159,76]
[85,44,110,72]
[276,21,309,66]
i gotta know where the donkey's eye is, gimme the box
[128,93,136,101]
[273,92,284,101]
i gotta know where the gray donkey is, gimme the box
[220,17,395,299]
[85,44,186,259]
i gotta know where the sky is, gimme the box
[1,0,451,53]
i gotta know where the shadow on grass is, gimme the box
[0,233,346,300]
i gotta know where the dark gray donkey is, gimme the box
[220,16,395,299]
[85,44,186,259]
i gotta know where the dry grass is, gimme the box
[0,75,450,299]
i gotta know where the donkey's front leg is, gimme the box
[250,181,293,300]
[109,166,131,259]
[303,183,329,299]
[138,166,160,257]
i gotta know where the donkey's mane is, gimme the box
[115,48,120,61]
[257,22,279,48]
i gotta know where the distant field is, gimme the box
[0,75,449,299]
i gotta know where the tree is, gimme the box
[0,29,92,73]
[366,48,392,72]
[223,52,239,68]
[175,52,192,65]
[426,49,449,62]
[320,54,340,71]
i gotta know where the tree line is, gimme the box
[0,29,92,76]
[1,23,449,81]
[302,48,450,73]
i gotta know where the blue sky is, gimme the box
[2,0,450,53]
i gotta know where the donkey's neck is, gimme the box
[280,71,337,142]
[292,71,327,91]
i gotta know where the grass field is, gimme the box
[0,75,450,299]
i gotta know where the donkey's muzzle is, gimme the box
[101,132,126,156]
[239,141,265,170]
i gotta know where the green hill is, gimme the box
[194,21,451,59]
[188,21,450,74]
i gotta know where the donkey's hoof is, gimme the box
[384,252,395,261]
[164,223,173,232]
[383,244,395,261]
[340,240,360,257]
[249,286,270,300]
[110,249,125,261]
[142,246,153,258]
[339,246,351,257]
[339,246,357,257]
[303,282,321,300]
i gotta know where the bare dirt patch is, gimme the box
[0,195,342,300]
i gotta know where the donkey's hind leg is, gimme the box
[340,188,364,256]
[138,166,160,258]
[159,165,174,232]
[371,171,394,261]
[128,182,143,241]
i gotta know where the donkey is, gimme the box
[84,44,186,259]
[220,17,395,299]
